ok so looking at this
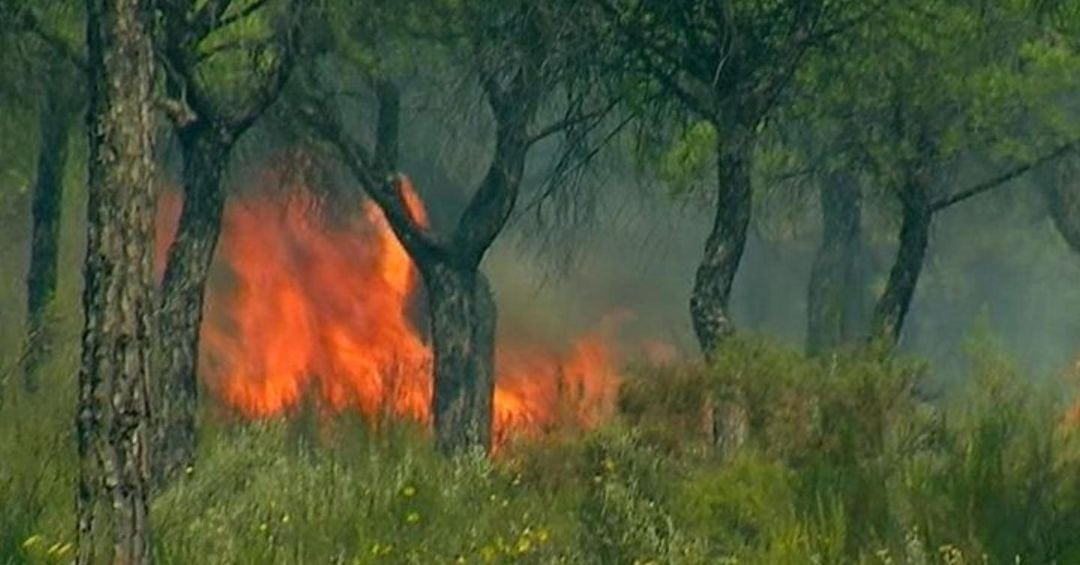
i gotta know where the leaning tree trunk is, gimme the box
[23,79,76,392]
[421,260,497,456]
[806,174,864,356]
[690,134,753,356]
[869,173,932,348]
[156,125,231,482]
[77,0,157,562]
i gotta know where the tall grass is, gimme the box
[3,332,1080,563]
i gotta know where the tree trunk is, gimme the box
[690,134,753,355]
[869,173,932,348]
[1039,166,1080,254]
[422,261,496,456]
[806,174,864,355]
[23,78,76,392]
[78,0,157,562]
[155,125,231,482]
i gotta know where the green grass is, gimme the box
[3,332,1080,564]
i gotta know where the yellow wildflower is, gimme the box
[402,485,416,497]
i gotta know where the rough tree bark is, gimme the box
[690,133,753,356]
[23,66,77,393]
[806,174,864,355]
[153,0,300,483]
[424,263,497,454]
[77,0,157,562]
[869,170,932,348]
[156,124,230,481]
[303,62,533,455]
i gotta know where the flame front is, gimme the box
[158,169,622,446]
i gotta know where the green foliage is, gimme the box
[656,121,717,198]
[622,336,1080,563]
[4,333,1080,563]
[576,428,705,563]
[151,421,575,564]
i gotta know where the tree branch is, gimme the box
[373,78,399,171]
[452,118,529,267]
[190,0,235,42]
[931,139,1080,213]
[223,0,304,133]
[219,0,271,29]
[527,96,621,147]
[157,97,198,128]
[292,90,444,262]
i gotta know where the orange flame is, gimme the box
[157,166,624,446]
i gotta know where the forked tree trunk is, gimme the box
[870,173,932,347]
[77,0,157,562]
[421,261,497,456]
[23,79,76,392]
[690,135,753,356]
[156,125,231,482]
[807,175,864,355]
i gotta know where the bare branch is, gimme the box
[527,96,621,147]
[373,78,399,171]
[931,139,1080,213]
[291,86,444,262]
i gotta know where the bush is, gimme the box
[4,332,1080,564]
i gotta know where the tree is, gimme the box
[5,2,85,392]
[154,0,303,482]
[76,0,157,561]
[805,172,868,355]
[23,59,81,393]
[592,0,870,355]
[296,0,613,455]
[794,0,1080,348]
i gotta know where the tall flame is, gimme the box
[157,167,623,446]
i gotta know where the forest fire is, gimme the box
[156,171,623,447]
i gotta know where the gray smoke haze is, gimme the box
[2,78,1079,388]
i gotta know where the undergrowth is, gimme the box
[3,332,1080,564]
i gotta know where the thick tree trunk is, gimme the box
[23,79,76,392]
[869,174,932,348]
[422,261,496,456]
[155,125,230,482]
[690,135,752,355]
[806,175,864,355]
[78,0,157,562]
